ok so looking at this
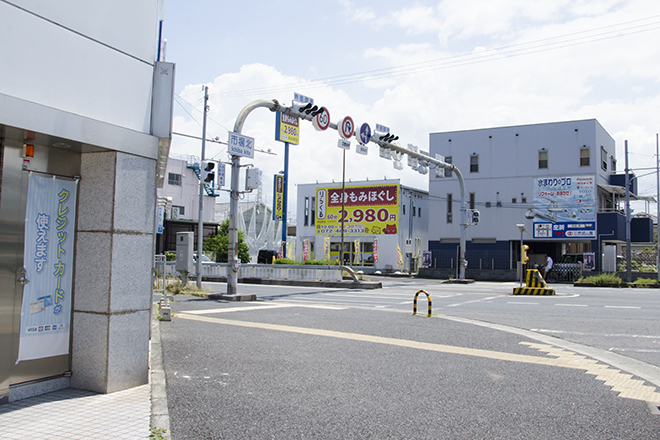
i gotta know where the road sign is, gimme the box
[275,111,299,145]
[375,123,390,134]
[356,143,368,155]
[339,116,354,139]
[312,107,330,131]
[357,122,371,145]
[228,132,255,158]
[216,162,226,188]
[338,139,350,150]
[293,93,313,105]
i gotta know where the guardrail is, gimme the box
[156,261,343,282]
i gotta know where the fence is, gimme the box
[156,261,343,282]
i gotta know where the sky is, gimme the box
[162,0,660,221]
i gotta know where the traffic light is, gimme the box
[201,160,215,186]
[522,245,529,263]
[471,210,480,224]
[291,102,326,120]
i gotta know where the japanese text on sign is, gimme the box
[228,132,255,158]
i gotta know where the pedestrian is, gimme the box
[542,254,553,280]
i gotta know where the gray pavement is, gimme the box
[1,278,659,439]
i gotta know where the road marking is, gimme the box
[605,306,642,309]
[522,342,660,403]
[184,304,347,315]
[531,329,660,339]
[176,313,660,403]
[609,348,660,353]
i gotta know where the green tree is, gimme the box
[203,219,251,263]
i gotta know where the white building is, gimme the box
[296,179,428,273]
[427,119,653,274]
[159,156,216,222]
[0,1,171,403]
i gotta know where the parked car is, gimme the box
[193,254,213,264]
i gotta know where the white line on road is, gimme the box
[531,329,660,339]
[604,306,642,309]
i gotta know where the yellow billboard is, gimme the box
[315,184,399,235]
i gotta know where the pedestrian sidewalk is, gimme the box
[0,306,169,440]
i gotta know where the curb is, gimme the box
[151,303,171,439]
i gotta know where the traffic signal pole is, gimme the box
[196,86,209,288]
[226,98,470,296]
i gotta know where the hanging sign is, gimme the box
[357,122,372,145]
[273,174,284,221]
[18,174,78,362]
[275,111,300,145]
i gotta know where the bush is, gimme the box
[165,252,176,261]
[302,259,336,265]
[273,258,297,265]
[577,272,622,286]
[632,278,659,287]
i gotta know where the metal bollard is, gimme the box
[413,289,432,317]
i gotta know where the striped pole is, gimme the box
[413,290,432,317]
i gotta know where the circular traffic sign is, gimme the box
[357,122,371,145]
[312,107,330,131]
[339,116,354,139]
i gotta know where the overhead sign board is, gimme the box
[531,175,596,239]
[293,93,313,104]
[228,132,255,158]
[315,183,399,236]
[275,111,299,145]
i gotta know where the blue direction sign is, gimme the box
[227,132,255,159]
[357,122,371,145]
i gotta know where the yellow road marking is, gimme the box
[176,313,660,404]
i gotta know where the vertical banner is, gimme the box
[354,239,361,264]
[302,239,310,261]
[273,174,284,221]
[373,238,379,264]
[323,237,331,260]
[18,174,78,362]
[397,243,403,266]
[277,242,284,259]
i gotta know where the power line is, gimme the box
[211,14,660,99]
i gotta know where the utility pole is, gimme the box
[625,140,632,284]
[656,133,659,283]
[196,86,209,288]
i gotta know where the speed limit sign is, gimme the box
[312,107,330,131]
[338,116,354,139]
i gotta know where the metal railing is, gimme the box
[156,261,343,282]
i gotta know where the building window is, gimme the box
[538,150,548,169]
[610,157,616,173]
[512,198,517,204]
[418,207,421,217]
[469,193,475,210]
[447,194,453,223]
[403,205,406,216]
[470,154,479,173]
[601,146,607,171]
[304,197,310,226]
[580,147,590,167]
[521,195,527,204]
[311,197,316,225]
[168,172,182,186]
[444,156,453,177]
[412,205,416,217]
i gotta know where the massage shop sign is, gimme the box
[315,183,399,235]
[18,174,77,362]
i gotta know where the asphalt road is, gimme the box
[159,279,660,439]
